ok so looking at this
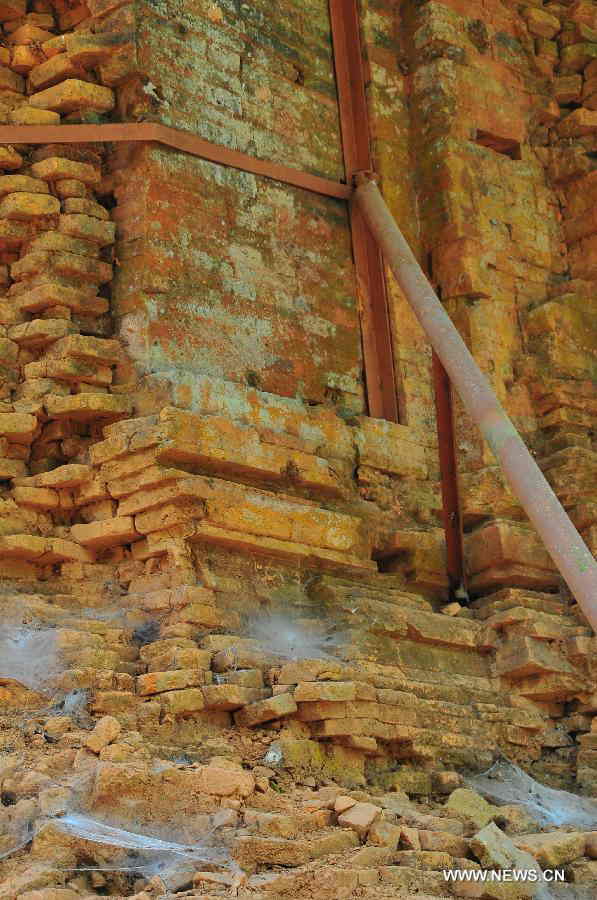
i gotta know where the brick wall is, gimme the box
[110,143,364,410]
[0,0,594,809]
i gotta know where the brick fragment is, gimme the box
[26,231,100,258]
[32,156,101,186]
[66,31,131,67]
[6,24,54,45]
[29,78,115,114]
[522,8,560,39]
[0,458,26,478]
[0,220,30,248]
[558,108,597,137]
[8,106,60,125]
[0,64,24,93]
[334,795,357,814]
[137,670,202,696]
[13,282,104,315]
[11,44,44,74]
[44,393,131,421]
[63,197,109,220]
[203,684,264,710]
[37,463,92,488]
[394,849,452,869]
[54,179,87,199]
[445,789,498,829]
[0,147,22,170]
[160,688,206,716]
[11,250,113,283]
[28,54,81,92]
[0,412,37,442]
[59,213,115,246]
[85,715,121,753]
[71,516,140,550]
[46,334,121,364]
[367,820,401,849]
[294,681,357,702]
[0,192,59,220]
[337,802,381,838]
[195,764,255,797]
[0,175,49,197]
[234,692,297,727]
[0,534,92,563]
[12,486,59,509]
[513,831,587,867]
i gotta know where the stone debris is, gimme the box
[445,788,500,830]
[84,715,121,754]
[337,801,382,838]
[469,822,541,879]
[512,831,588,868]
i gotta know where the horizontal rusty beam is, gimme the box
[355,177,597,628]
[0,122,351,201]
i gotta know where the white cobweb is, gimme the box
[0,828,34,863]
[468,760,597,900]
[467,759,597,829]
[0,624,61,693]
[59,812,220,858]
[48,813,230,880]
[246,612,345,661]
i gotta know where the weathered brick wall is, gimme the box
[104,0,379,428]
[0,0,594,831]
[359,0,445,549]
[100,0,594,791]
[0,0,585,597]
[392,0,596,594]
[110,144,363,410]
[131,0,344,180]
[101,0,449,595]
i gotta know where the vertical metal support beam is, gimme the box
[329,0,465,590]
[328,0,399,422]
[355,178,597,629]
[432,352,466,596]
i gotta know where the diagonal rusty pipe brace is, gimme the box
[354,177,597,630]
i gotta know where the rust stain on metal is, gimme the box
[355,177,597,628]
[432,351,466,596]
[328,0,399,423]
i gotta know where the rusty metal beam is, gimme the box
[355,177,597,627]
[0,122,351,201]
[329,0,464,590]
[432,352,466,596]
[328,0,399,422]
